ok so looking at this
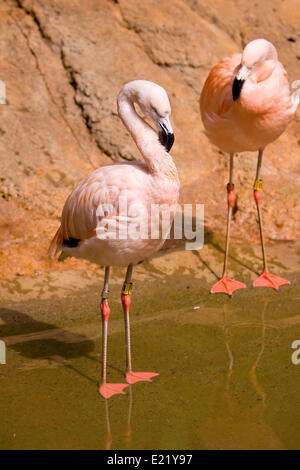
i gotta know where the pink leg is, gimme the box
[99,267,129,399]
[211,154,246,297]
[122,264,159,385]
[252,149,290,291]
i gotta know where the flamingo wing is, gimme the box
[48,168,121,258]
[200,53,241,125]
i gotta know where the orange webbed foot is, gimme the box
[253,271,290,291]
[210,276,246,297]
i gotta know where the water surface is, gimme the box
[0,240,300,449]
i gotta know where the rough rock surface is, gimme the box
[0,0,299,279]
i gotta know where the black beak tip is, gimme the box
[232,77,244,101]
[166,132,175,152]
[159,129,175,152]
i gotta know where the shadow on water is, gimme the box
[0,308,93,360]
[208,239,260,275]
[161,214,259,277]
[0,308,106,385]
[192,249,219,279]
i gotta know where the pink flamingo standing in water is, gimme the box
[49,80,179,398]
[200,38,299,297]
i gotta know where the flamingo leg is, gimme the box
[122,264,159,385]
[99,266,129,399]
[211,154,246,296]
[253,148,290,290]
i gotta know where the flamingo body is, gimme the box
[49,161,179,266]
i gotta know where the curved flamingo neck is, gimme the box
[117,93,179,183]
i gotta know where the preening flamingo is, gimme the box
[200,39,299,296]
[49,80,179,398]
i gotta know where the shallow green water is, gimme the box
[0,246,300,449]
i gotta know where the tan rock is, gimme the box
[0,0,299,279]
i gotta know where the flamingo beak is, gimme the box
[158,117,174,152]
[232,65,250,101]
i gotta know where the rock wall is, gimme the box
[0,0,299,278]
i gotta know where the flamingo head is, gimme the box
[120,80,175,152]
[232,39,278,101]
